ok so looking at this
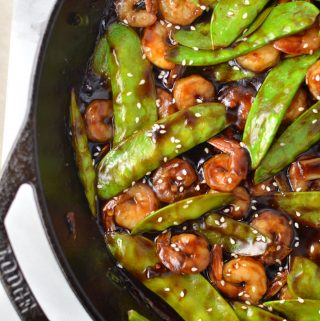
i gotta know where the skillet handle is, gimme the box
[0,121,48,320]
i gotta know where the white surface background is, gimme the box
[1,0,93,320]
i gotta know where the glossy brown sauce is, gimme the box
[76,3,320,319]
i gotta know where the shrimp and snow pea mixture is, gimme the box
[70,0,320,319]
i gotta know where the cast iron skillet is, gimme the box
[0,1,179,320]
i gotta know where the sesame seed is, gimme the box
[295,241,300,247]
[303,43,309,49]
[164,288,170,292]
[242,12,248,19]
[240,142,246,148]
[298,107,305,112]
[313,109,319,113]
[261,184,266,190]
[244,0,250,4]
[189,60,194,65]
[241,305,248,310]
[183,204,189,209]
[195,113,202,117]
[139,79,146,85]
[127,72,133,77]
[175,25,181,30]
[227,11,234,16]
[179,186,184,193]
[193,47,199,51]
[200,5,206,10]
[163,157,168,162]
[123,19,128,24]
[298,297,304,303]
[135,117,139,123]
[182,169,188,175]
[180,290,186,297]
[157,217,163,223]
[196,98,203,103]
[296,187,302,192]
[207,308,213,312]
[224,208,230,213]
[160,130,166,134]
[174,138,180,143]
[295,222,299,228]
[220,216,225,223]
[215,220,220,225]
[280,142,286,147]
[234,206,240,211]
[190,26,196,31]
[191,267,198,272]
[182,59,186,66]
[127,92,132,96]
[176,144,182,149]
[227,177,233,184]
[313,119,318,124]
[230,238,236,244]
[266,186,271,192]
[316,75,320,82]
[195,185,200,191]
[251,205,257,210]
[296,211,301,217]
[177,176,183,181]
[183,226,187,231]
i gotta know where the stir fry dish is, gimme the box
[70,0,320,320]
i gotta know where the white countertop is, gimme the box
[1,1,92,320]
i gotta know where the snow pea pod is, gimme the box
[264,300,320,321]
[255,101,320,183]
[243,51,320,169]
[194,213,269,255]
[287,257,320,300]
[107,233,239,321]
[107,23,158,145]
[128,310,150,321]
[131,192,234,234]
[70,90,96,216]
[173,23,212,50]
[166,2,319,66]
[97,103,227,200]
[232,302,284,321]
[269,192,320,228]
[211,63,255,82]
[92,34,109,77]
[210,0,269,48]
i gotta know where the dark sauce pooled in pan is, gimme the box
[75,2,320,319]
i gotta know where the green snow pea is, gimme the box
[173,23,212,50]
[255,101,320,182]
[92,34,109,77]
[131,192,234,234]
[287,257,320,300]
[128,310,150,321]
[243,51,320,169]
[211,63,255,82]
[97,103,227,200]
[270,192,320,228]
[70,90,96,216]
[107,233,239,321]
[107,23,157,145]
[194,213,269,255]
[237,6,274,41]
[210,0,270,48]
[264,300,320,321]
[166,2,319,66]
[232,302,284,321]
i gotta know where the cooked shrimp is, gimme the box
[116,0,157,27]
[209,245,267,304]
[306,61,320,100]
[84,100,113,143]
[283,88,309,124]
[237,44,280,73]
[273,23,320,56]
[219,85,255,130]
[156,232,210,274]
[225,187,250,220]
[159,0,203,26]
[152,158,198,203]
[288,157,320,191]
[142,22,175,70]
[102,183,159,230]
[264,270,288,299]
[204,138,248,192]
[250,210,293,265]
[156,88,178,118]
[173,75,215,110]
[251,178,278,196]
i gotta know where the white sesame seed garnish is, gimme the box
[123,19,128,24]
[227,177,233,184]
[251,205,257,210]
[182,59,186,66]
[296,187,302,192]
[240,142,246,148]
[127,72,133,77]
[215,220,220,225]
[244,0,250,4]
[296,211,301,217]
[266,186,271,192]
[295,241,300,247]
[191,267,198,272]
[164,288,170,292]
[298,297,304,303]
[227,11,234,16]
[193,47,199,51]
[241,305,248,310]
[294,222,299,229]
[200,5,206,10]
[175,25,181,30]
[195,113,201,117]
[298,107,305,112]
[195,185,200,191]
[160,130,167,134]
[316,75,320,82]
[230,238,236,245]
[180,290,186,298]
[127,92,132,96]
[190,26,196,31]
[139,79,146,85]
[135,117,139,123]
[196,98,203,104]
[207,307,213,312]
[313,109,319,113]
[179,186,184,192]
[312,119,318,124]
[157,217,163,223]
[242,12,248,19]
[280,142,286,147]
[163,157,168,162]
[224,208,230,213]
[303,43,309,49]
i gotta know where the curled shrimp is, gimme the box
[84,100,113,143]
[283,88,309,124]
[156,231,210,274]
[307,60,320,100]
[250,210,293,265]
[102,183,159,230]
[288,157,320,191]
[152,158,198,203]
[236,44,280,73]
[159,0,204,26]
[156,88,178,118]
[173,75,215,110]
[203,138,248,192]
[224,187,251,220]
[209,245,267,304]
[142,22,175,70]
[116,0,157,27]
[273,24,320,56]
[219,85,255,130]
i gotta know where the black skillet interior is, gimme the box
[31,0,180,320]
